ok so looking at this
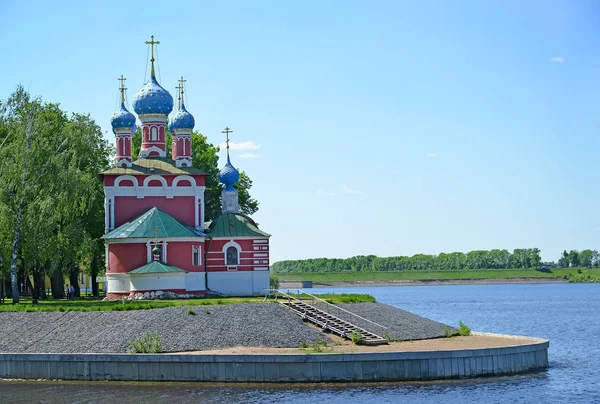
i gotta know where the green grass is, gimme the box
[274,267,597,283]
[0,293,375,312]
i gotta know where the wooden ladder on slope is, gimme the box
[274,291,388,346]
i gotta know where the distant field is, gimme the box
[274,268,600,283]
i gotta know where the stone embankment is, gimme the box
[0,303,451,353]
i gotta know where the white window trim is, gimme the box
[146,240,167,263]
[192,245,202,266]
[222,240,242,266]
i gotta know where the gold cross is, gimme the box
[145,35,160,77]
[178,77,186,104]
[152,225,161,242]
[118,75,127,104]
[222,127,233,155]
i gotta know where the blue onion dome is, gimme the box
[132,76,174,115]
[170,103,195,130]
[111,103,136,133]
[168,119,174,134]
[219,155,240,191]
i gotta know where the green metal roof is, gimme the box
[129,261,187,274]
[102,158,205,176]
[207,213,270,238]
[103,207,206,239]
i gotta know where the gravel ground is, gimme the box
[0,302,452,353]
[0,304,332,353]
[328,302,455,341]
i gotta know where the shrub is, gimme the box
[310,338,328,352]
[187,308,196,315]
[129,331,163,353]
[270,276,280,290]
[458,321,471,336]
[443,327,452,338]
[350,328,365,345]
[299,340,309,349]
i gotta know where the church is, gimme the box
[101,36,271,299]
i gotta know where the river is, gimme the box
[1,283,598,403]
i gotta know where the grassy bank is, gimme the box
[274,267,600,283]
[0,293,375,312]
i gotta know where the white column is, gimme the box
[146,241,151,263]
[194,198,199,229]
[105,243,110,270]
[200,196,205,231]
[109,197,115,230]
[163,241,168,262]
[104,197,109,233]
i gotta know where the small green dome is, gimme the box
[152,246,161,255]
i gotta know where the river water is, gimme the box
[1,283,599,403]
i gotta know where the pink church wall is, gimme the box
[167,242,205,272]
[108,243,147,273]
[114,196,195,228]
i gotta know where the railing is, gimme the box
[264,288,388,338]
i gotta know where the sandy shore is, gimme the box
[292,277,568,288]
[177,332,544,355]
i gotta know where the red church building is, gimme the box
[101,37,270,299]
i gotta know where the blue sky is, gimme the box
[1,1,599,263]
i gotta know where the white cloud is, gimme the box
[341,185,363,195]
[550,56,565,63]
[238,153,261,159]
[220,141,261,150]
[426,152,439,157]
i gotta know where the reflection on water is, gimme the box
[1,283,599,404]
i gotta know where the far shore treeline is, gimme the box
[272,248,599,273]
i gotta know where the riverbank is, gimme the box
[275,267,600,287]
[289,277,568,288]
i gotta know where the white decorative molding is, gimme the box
[172,175,197,187]
[106,237,205,245]
[222,241,242,265]
[139,145,166,158]
[142,175,168,188]
[114,175,139,187]
[114,158,132,168]
[175,157,193,168]
[209,236,270,241]
[104,182,206,216]
[145,240,168,263]
[192,245,202,266]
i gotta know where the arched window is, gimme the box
[226,246,239,265]
[151,127,158,141]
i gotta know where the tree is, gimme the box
[0,87,111,302]
[568,250,580,268]
[131,129,258,222]
[578,249,594,268]
[558,250,569,268]
[0,87,68,302]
